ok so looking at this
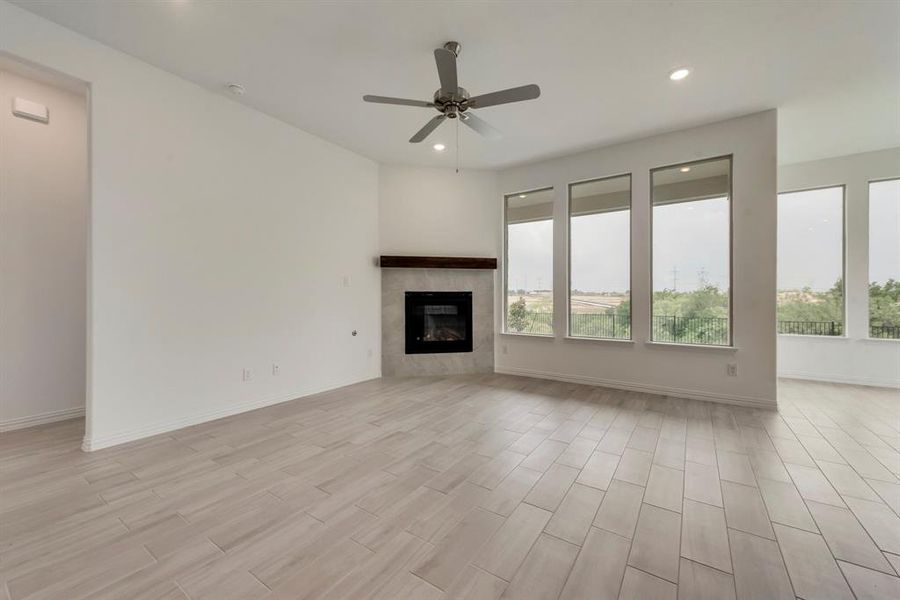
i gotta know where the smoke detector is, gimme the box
[226,83,246,96]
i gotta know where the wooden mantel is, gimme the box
[379,255,498,270]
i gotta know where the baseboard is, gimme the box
[778,369,900,389]
[494,366,777,409]
[1,406,85,432]
[81,374,379,452]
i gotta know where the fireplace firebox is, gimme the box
[405,291,473,354]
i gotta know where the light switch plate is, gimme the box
[12,97,49,123]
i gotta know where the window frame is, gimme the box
[776,183,847,338]
[502,186,555,337]
[649,154,734,348]
[566,172,633,341]
[866,177,900,341]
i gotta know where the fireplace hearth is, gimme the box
[405,291,473,354]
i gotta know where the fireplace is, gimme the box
[405,291,473,354]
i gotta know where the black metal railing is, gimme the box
[570,313,631,339]
[870,324,900,339]
[777,320,843,336]
[652,315,730,345]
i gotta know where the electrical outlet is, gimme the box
[342,275,351,288]
[502,344,508,355]
[367,348,373,358]
[242,368,252,382]
[726,363,737,377]
[272,363,280,376]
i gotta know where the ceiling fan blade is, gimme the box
[363,95,435,108]
[460,112,502,140]
[409,114,446,143]
[468,84,541,109]
[434,47,458,93]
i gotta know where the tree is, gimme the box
[614,298,631,319]
[649,285,729,343]
[870,278,900,334]
[776,278,844,326]
[507,297,529,332]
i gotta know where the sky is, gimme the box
[507,219,553,292]
[507,199,730,294]
[777,187,843,291]
[868,179,900,285]
[652,198,729,292]
[779,181,899,290]
[507,181,898,295]
[571,210,630,292]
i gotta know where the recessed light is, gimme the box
[680,166,691,173]
[432,143,445,151]
[519,194,527,199]
[669,68,690,81]
[226,83,245,96]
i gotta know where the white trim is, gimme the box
[81,375,377,451]
[564,336,634,345]
[498,332,554,339]
[778,370,900,389]
[494,366,776,408]
[644,341,738,352]
[0,406,85,432]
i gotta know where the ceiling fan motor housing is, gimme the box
[433,86,469,117]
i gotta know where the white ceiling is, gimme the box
[13,0,900,169]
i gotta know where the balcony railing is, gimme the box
[652,315,730,345]
[870,324,900,339]
[777,320,843,336]
[570,313,631,339]
[507,312,899,341]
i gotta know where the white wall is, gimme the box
[379,165,499,256]
[1,2,381,449]
[778,148,900,387]
[496,111,778,407]
[0,67,88,430]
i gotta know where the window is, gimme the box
[569,174,631,339]
[504,188,554,335]
[777,186,844,336]
[651,157,731,346]
[869,179,900,339]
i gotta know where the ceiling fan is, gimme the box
[363,41,541,143]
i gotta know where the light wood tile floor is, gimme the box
[1,375,899,599]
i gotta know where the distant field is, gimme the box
[506,292,627,314]
[571,294,626,313]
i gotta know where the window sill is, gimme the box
[499,332,555,339]
[778,334,847,340]
[644,341,737,352]
[564,336,634,345]
[778,334,900,343]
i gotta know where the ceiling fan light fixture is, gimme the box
[669,67,690,81]
[432,143,446,152]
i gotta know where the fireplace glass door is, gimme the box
[405,291,473,354]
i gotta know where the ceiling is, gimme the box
[13,1,900,169]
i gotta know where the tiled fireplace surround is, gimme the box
[381,267,494,377]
